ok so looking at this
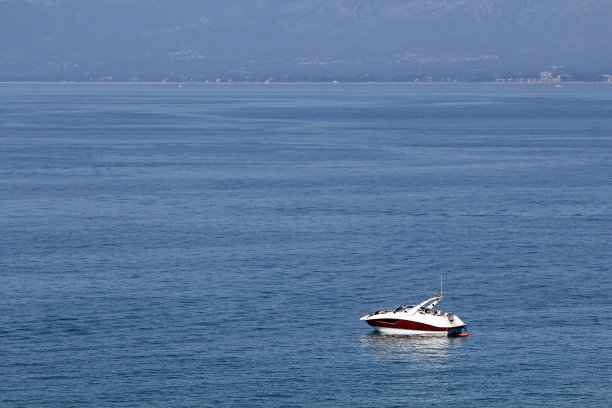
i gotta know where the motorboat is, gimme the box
[360,292,468,336]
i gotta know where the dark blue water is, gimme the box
[1,83,611,406]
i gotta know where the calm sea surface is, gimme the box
[1,83,611,406]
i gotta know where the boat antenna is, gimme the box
[440,275,443,299]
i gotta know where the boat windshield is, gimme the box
[418,307,441,315]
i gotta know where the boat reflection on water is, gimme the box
[360,332,464,363]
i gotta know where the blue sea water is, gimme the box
[1,83,611,407]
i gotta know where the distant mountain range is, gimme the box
[1,0,612,82]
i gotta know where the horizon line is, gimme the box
[1,80,611,85]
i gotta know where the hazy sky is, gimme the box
[1,0,611,81]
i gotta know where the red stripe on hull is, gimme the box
[366,319,449,332]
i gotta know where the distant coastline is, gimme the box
[1,81,611,85]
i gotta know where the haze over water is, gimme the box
[1,84,611,406]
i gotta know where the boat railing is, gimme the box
[360,307,396,317]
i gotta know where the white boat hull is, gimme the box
[373,327,450,335]
[370,325,466,336]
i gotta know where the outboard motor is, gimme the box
[446,312,455,322]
